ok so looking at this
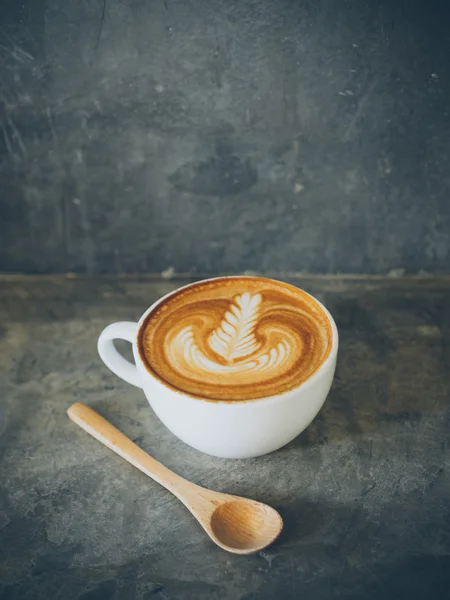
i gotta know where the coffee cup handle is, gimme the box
[97,322,142,388]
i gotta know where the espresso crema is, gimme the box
[138,277,332,401]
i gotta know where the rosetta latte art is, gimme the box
[170,293,293,380]
[139,278,332,400]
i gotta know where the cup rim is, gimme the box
[135,275,339,406]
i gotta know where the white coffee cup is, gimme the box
[97,277,339,459]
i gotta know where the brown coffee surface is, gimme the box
[138,277,332,401]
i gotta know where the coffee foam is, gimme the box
[138,278,332,401]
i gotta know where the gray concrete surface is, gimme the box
[1,275,450,599]
[1,1,450,275]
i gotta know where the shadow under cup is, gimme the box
[97,277,339,458]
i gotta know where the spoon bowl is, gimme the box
[67,403,283,554]
[209,499,283,554]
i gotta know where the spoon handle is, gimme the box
[67,403,191,497]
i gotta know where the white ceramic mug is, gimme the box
[97,277,339,459]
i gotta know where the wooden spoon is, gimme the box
[67,403,283,555]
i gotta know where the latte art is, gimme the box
[170,293,297,385]
[139,278,332,401]
[209,293,262,361]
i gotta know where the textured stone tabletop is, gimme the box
[1,276,449,599]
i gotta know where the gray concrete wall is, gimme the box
[1,0,449,275]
